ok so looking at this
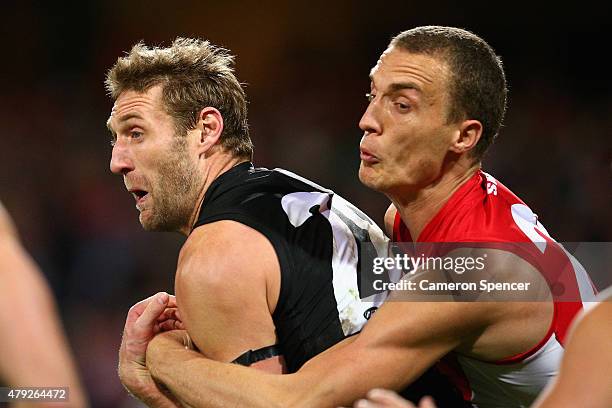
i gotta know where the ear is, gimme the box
[449,119,482,154]
[195,107,224,155]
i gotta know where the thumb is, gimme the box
[134,292,169,332]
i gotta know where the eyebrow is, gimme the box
[116,113,145,123]
[368,73,423,93]
[388,82,422,94]
[106,113,145,136]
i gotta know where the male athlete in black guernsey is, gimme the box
[193,161,388,371]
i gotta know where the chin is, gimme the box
[139,212,157,231]
[140,209,187,233]
[139,209,161,231]
[359,164,384,192]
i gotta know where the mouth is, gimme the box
[128,189,150,208]
[359,147,380,164]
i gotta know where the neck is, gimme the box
[178,154,248,236]
[389,159,480,241]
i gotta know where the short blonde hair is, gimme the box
[105,38,253,160]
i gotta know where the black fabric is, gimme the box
[194,162,343,373]
[193,162,469,406]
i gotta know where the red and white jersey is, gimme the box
[393,170,597,408]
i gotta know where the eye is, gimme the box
[365,92,376,102]
[394,101,411,113]
[130,131,143,139]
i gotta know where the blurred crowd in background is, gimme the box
[0,1,610,407]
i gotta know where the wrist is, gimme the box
[147,332,185,379]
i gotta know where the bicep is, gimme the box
[176,221,282,370]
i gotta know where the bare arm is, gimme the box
[140,221,285,406]
[147,247,550,407]
[173,221,283,371]
[147,296,497,407]
[0,203,89,408]
[533,297,612,408]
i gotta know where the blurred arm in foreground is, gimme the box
[0,202,89,408]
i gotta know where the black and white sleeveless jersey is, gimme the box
[193,161,389,372]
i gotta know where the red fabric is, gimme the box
[392,170,585,362]
[436,356,473,401]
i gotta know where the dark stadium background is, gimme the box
[0,1,609,407]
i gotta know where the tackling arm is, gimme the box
[147,243,552,407]
[147,291,496,407]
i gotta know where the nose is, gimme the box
[359,97,382,136]
[110,143,135,175]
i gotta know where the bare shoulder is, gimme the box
[387,246,554,359]
[449,246,552,300]
[180,220,278,268]
[177,220,280,291]
[383,203,397,237]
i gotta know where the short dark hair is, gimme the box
[105,38,253,160]
[391,26,507,160]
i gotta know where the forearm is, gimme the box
[0,241,88,407]
[147,331,434,408]
[148,335,297,408]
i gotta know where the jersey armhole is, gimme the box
[493,319,556,365]
[193,212,293,320]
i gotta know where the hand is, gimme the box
[353,389,437,408]
[118,292,183,407]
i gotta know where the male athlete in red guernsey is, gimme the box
[393,169,597,406]
[116,28,599,408]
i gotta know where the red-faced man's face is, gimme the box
[108,85,200,232]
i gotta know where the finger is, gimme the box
[169,308,183,324]
[354,399,381,408]
[126,293,159,324]
[366,389,415,407]
[167,294,177,308]
[418,397,436,408]
[160,308,183,326]
[159,319,180,332]
[133,292,170,333]
[160,318,185,331]
[156,307,179,321]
